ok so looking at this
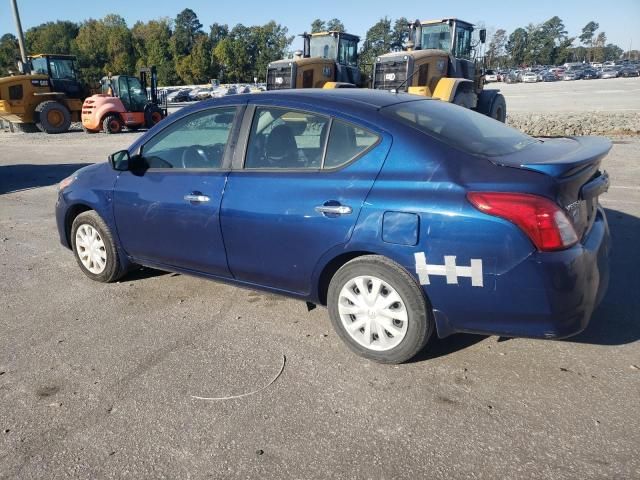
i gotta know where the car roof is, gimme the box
[236,89,428,111]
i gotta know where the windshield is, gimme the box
[421,24,452,52]
[337,37,358,66]
[31,57,48,75]
[310,35,338,60]
[382,100,539,157]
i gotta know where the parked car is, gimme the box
[484,69,498,83]
[619,66,640,77]
[562,71,579,81]
[522,72,538,83]
[166,89,191,103]
[539,72,558,82]
[56,90,612,364]
[582,69,600,80]
[503,71,519,84]
[600,69,619,79]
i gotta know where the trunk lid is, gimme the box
[493,136,611,241]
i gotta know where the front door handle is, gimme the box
[315,204,352,216]
[184,193,210,203]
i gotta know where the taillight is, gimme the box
[467,192,579,251]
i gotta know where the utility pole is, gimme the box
[9,0,29,72]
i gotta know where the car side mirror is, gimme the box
[108,150,131,171]
[479,29,486,44]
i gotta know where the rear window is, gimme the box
[382,100,538,157]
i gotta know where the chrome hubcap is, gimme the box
[338,275,408,351]
[75,224,107,274]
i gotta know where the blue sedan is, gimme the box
[56,90,611,363]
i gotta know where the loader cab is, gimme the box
[101,75,148,112]
[418,19,475,60]
[307,32,359,67]
[29,54,84,98]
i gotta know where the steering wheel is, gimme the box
[181,145,209,169]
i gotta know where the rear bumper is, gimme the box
[435,206,610,339]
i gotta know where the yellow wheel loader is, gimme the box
[0,54,84,133]
[267,31,364,90]
[373,18,506,122]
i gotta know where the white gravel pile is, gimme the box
[507,112,640,137]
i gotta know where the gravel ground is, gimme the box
[493,76,640,136]
[0,128,639,479]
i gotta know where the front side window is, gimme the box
[47,58,76,80]
[141,107,237,169]
[245,107,330,169]
[337,38,358,67]
[454,25,473,60]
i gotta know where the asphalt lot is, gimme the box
[490,76,640,112]
[1,125,639,478]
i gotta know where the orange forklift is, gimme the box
[81,67,166,133]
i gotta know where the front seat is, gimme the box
[265,124,299,168]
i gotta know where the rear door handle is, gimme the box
[315,204,352,216]
[184,193,210,203]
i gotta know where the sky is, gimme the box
[2,0,639,52]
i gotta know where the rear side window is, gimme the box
[324,120,379,168]
[382,100,538,157]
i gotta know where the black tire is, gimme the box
[452,89,476,109]
[71,211,125,283]
[102,114,123,134]
[9,122,40,133]
[35,100,71,134]
[327,255,433,364]
[144,104,164,128]
[489,94,507,123]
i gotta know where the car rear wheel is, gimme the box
[71,211,125,283]
[327,255,433,364]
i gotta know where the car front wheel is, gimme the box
[327,255,433,364]
[71,211,125,283]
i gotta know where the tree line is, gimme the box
[0,9,636,85]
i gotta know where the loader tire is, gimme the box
[35,101,71,134]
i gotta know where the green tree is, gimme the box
[0,34,19,75]
[176,33,213,84]
[171,8,203,57]
[326,18,345,33]
[249,21,293,81]
[506,28,528,66]
[359,17,392,77]
[579,21,599,61]
[310,19,325,33]
[593,32,607,62]
[74,15,135,84]
[209,22,229,48]
[604,43,623,61]
[25,21,79,54]
[486,29,507,67]
[131,19,176,85]
[391,17,410,50]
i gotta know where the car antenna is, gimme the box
[391,67,420,94]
